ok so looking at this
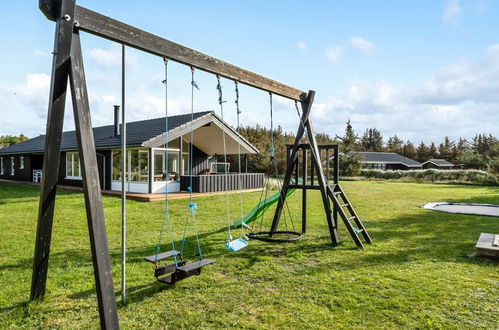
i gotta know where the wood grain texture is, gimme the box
[69,30,119,329]
[72,5,306,101]
[31,0,76,301]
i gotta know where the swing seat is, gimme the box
[226,238,249,252]
[176,258,215,273]
[144,250,181,263]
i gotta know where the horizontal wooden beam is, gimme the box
[69,5,306,101]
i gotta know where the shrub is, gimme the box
[358,169,498,185]
[339,153,362,177]
[488,158,499,178]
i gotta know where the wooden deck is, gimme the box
[0,179,263,202]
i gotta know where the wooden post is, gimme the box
[69,30,119,329]
[302,147,307,233]
[333,146,339,228]
[31,0,76,301]
[304,112,339,245]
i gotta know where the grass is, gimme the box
[0,181,498,328]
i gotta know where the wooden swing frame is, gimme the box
[32,0,343,328]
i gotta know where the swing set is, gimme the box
[32,0,371,327]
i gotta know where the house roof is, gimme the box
[421,159,454,167]
[350,152,422,167]
[0,111,258,155]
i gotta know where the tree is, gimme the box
[416,142,429,162]
[401,140,417,159]
[489,158,499,178]
[0,134,28,149]
[386,135,404,154]
[360,128,383,152]
[339,153,362,177]
[428,142,438,159]
[438,136,454,160]
[336,119,362,176]
[459,150,488,170]
[336,119,358,152]
[457,138,469,152]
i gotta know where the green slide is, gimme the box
[233,188,298,229]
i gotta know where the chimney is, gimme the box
[114,105,120,136]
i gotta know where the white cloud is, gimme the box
[325,46,343,62]
[443,0,463,25]
[86,47,138,68]
[34,50,51,57]
[310,44,499,143]
[349,37,375,55]
[416,43,499,104]
[296,41,308,50]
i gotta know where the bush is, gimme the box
[339,153,362,177]
[489,158,499,178]
[358,169,499,185]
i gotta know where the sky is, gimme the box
[0,0,498,145]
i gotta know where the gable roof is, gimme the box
[350,152,421,167]
[0,111,258,155]
[421,159,454,167]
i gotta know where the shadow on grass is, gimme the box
[2,185,497,312]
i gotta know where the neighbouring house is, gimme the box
[421,159,454,170]
[350,152,422,170]
[0,110,263,194]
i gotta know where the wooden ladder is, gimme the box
[327,184,372,248]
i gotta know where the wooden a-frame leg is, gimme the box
[270,90,339,245]
[69,30,119,329]
[31,0,76,301]
[270,92,311,233]
[304,112,339,245]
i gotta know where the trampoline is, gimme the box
[421,202,499,217]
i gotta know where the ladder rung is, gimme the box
[348,216,356,221]
[340,204,349,207]
[333,191,342,195]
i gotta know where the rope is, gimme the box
[181,67,203,259]
[155,58,178,266]
[269,93,275,158]
[217,76,232,243]
[234,82,245,235]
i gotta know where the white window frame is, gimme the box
[210,162,230,174]
[0,157,3,175]
[66,152,82,180]
[19,156,24,169]
[10,157,15,176]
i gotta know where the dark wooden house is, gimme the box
[350,151,422,170]
[0,111,263,193]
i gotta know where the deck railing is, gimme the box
[180,173,264,193]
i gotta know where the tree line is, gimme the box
[0,134,28,149]
[232,121,498,177]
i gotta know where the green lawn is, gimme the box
[0,181,497,328]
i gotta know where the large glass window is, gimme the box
[66,152,81,179]
[20,156,24,169]
[112,149,149,182]
[154,149,179,181]
[112,150,122,180]
[11,157,14,176]
[0,157,3,175]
